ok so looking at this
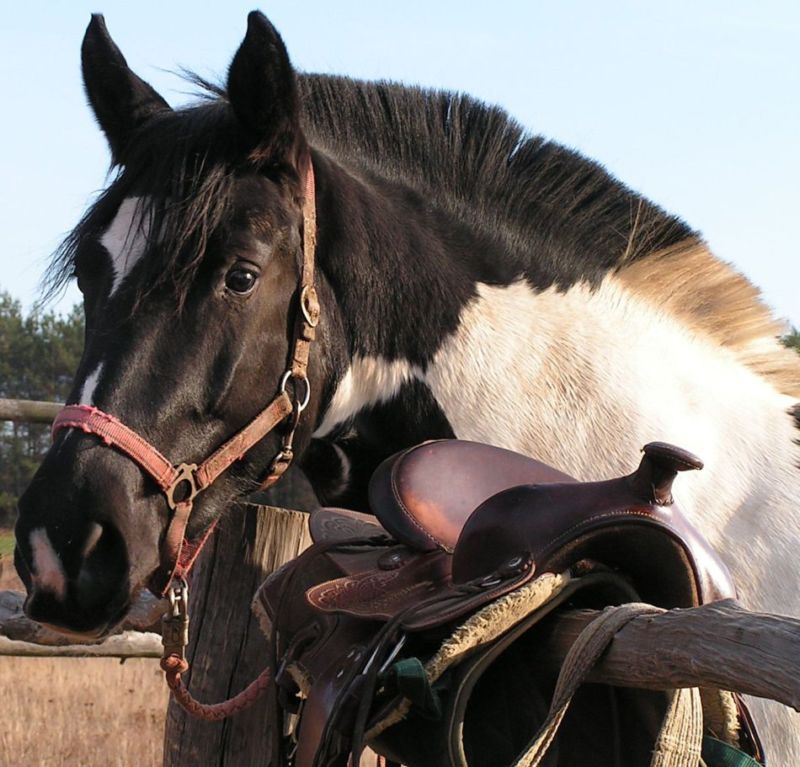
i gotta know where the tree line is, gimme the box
[0,289,798,528]
[0,292,83,525]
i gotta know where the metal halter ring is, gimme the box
[280,370,311,413]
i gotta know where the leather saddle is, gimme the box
[254,440,764,767]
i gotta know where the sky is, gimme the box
[0,1,797,327]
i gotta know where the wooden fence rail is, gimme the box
[0,397,62,424]
[540,600,800,712]
[3,578,800,707]
[0,585,163,658]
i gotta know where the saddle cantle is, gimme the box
[254,440,764,767]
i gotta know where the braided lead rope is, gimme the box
[160,579,273,721]
[161,653,273,722]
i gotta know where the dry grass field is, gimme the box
[0,544,167,766]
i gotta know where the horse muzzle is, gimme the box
[14,515,132,637]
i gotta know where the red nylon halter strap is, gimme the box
[51,392,294,591]
[51,158,319,597]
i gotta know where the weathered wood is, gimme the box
[163,469,315,767]
[0,588,163,656]
[0,632,161,657]
[539,600,800,710]
[0,398,61,423]
[0,587,164,648]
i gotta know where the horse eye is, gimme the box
[225,267,258,295]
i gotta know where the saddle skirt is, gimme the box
[253,440,764,767]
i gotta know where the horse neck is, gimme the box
[310,150,484,436]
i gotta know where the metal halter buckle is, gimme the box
[165,463,200,510]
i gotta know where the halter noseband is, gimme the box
[51,160,320,596]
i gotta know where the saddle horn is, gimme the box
[631,442,704,505]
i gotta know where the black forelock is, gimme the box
[44,90,301,309]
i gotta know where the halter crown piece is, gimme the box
[51,157,319,597]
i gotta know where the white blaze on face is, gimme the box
[79,362,104,405]
[29,528,67,600]
[100,195,152,297]
[72,196,151,408]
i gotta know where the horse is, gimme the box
[14,11,799,763]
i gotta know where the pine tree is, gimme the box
[784,328,800,354]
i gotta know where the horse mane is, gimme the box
[617,241,800,398]
[299,75,800,398]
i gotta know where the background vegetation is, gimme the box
[784,328,799,354]
[0,291,83,525]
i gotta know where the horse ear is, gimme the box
[81,14,171,162]
[227,11,306,167]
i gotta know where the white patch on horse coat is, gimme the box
[29,528,66,600]
[100,196,151,297]
[424,279,800,607]
[314,356,423,437]
[79,362,104,405]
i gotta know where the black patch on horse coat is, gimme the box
[303,379,456,509]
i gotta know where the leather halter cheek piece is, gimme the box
[51,160,320,597]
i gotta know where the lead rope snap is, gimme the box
[161,578,190,679]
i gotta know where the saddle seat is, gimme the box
[367,440,574,553]
[308,438,571,553]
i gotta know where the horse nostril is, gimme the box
[23,519,131,635]
[75,521,128,612]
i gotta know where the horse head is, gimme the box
[14,12,326,636]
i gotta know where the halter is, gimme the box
[51,159,320,597]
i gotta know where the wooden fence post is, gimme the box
[163,469,314,767]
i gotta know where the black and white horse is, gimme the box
[14,12,799,761]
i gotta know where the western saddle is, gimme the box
[254,440,764,766]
